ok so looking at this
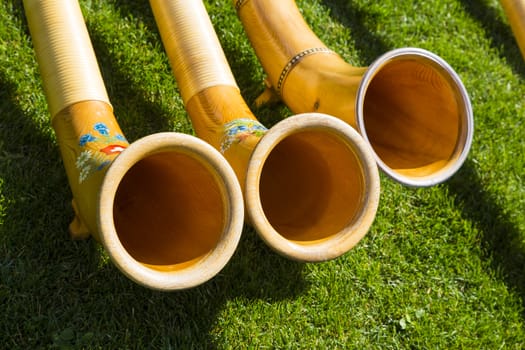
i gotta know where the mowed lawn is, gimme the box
[1,0,524,348]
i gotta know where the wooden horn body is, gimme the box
[23,0,244,290]
[235,0,474,187]
[500,0,525,60]
[150,0,380,262]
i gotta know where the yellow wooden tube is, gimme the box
[500,0,525,60]
[23,0,244,290]
[150,0,380,262]
[235,0,474,187]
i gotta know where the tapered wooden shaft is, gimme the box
[235,0,473,187]
[23,0,244,290]
[151,0,381,261]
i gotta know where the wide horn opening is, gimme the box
[356,48,473,187]
[114,153,225,268]
[98,133,244,290]
[246,113,379,262]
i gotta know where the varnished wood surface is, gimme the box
[236,0,472,186]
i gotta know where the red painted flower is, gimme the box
[99,144,127,155]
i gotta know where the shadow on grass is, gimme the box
[0,68,107,346]
[0,3,308,348]
[85,23,175,141]
[95,0,308,295]
[447,161,525,316]
[110,0,289,129]
[458,0,525,77]
[322,0,525,316]
[85,4,308,344]
[323,0,525,77]
[320,0,392,63]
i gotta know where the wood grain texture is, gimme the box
[24,0,244,290]
[152,0,380,261]
[236,0,473,186]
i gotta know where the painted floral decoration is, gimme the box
[221,118,267,153]
[75,122,128,183]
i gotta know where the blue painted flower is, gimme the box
[115,134,127,142]
[94,122,109,136]
[96,160,111,171]
[221,119,268,153]
[252,124,267,132]
[79,133,96,147]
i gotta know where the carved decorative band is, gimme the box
[276,47,335,96]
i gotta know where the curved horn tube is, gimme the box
[150,0,380,261]
[235,0,474,187]
[23,0,244,290]
[500,0,525,60]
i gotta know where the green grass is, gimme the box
[1,0,524,348]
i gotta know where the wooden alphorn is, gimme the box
[500,0,525,60]
[150,0,380,261]
[23,0,244,290]
[235,0,474,187]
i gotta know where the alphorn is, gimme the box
[500,0,525,60]
[235,0,474,187]
[23,0,244,290]
[150,0,380,262]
